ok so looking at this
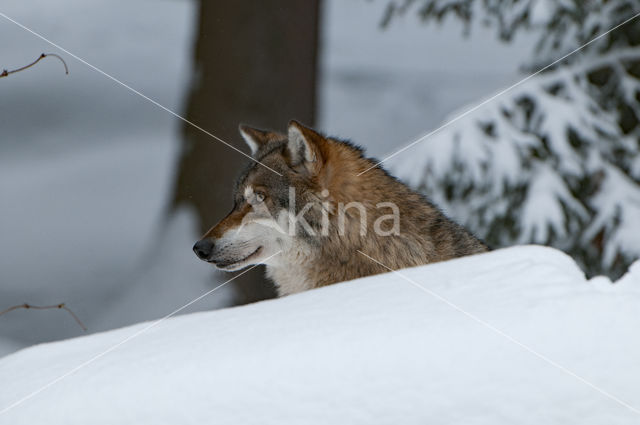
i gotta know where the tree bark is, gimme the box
[172,1,320,304]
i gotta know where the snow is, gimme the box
[519,162,589,243]
[1,245,640,424]
[588,165,640,268]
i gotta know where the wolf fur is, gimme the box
[193,121,488,296]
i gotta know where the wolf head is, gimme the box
[193,121,487,293]
[193,120,350,271]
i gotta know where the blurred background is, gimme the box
[1,0,639,357]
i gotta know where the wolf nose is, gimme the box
[193,239,214,260]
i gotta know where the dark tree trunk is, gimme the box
[172,1,320,304]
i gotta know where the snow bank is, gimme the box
[1,246,639,424]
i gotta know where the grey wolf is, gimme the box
[193,121,488,296]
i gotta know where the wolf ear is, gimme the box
[239,124,272,156]
[287,120,324,170]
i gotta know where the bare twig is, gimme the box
[0,303,87,331]
[0,53,69,78]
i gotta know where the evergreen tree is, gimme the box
[385,0,640,278]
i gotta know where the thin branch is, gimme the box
[0,303,87,331]
[0,53,69,79]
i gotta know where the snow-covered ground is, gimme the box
[1,246,639,424]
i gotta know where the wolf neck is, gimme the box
[264,246,382,296]
[264,248,316,296]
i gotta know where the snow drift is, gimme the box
[1,246,639,424]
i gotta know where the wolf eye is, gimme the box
[255,192,265,203]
